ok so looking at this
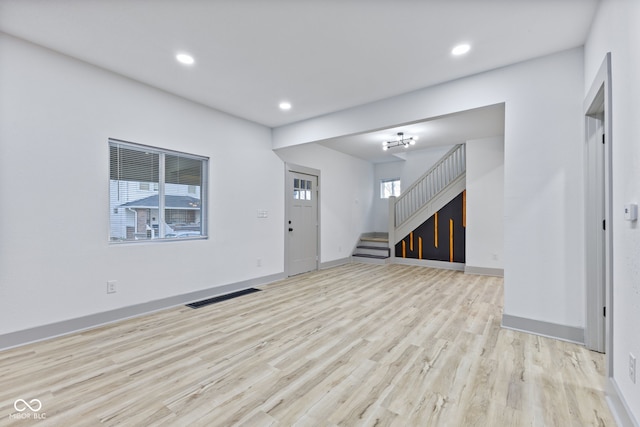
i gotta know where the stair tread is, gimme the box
[356,245,390,250]
[352,253,389,259]
[360,237,389,243]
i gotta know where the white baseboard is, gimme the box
[320,257,351,269]
[391,257,465,271]
[464,265,504,277]
[501,314,584,345]
[0,272,285,351]
[607,377,639,427]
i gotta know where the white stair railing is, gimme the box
[395,144,466,227]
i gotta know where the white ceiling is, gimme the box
[0,0,598,130]
[319,103,505,163]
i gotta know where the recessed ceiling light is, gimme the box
[279,101,292,111]
[451,44,471,56]
[176,53,195,65]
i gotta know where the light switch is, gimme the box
[624,204,637,221]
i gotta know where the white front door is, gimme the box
[287,171,318,276]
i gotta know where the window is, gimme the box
[293,178,313,200]
[380,178,401,199]
[109,139,208,242]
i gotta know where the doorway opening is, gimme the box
[584,53,612,373]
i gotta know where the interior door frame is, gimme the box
[584,53,613,372]
[584,110,605,354]
[284,163,321,276]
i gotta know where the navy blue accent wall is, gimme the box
[395,192,465,263]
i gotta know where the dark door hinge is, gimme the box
[602,134,605,144]
[603,306,606,317]
[603,219,606,230]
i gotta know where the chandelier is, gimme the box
[382,132,417,151]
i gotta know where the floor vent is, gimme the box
[186,288,261,309]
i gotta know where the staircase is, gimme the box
[391,144,466,246]
[352,232,390,264]
[352,144,466,265]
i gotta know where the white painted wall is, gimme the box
[274,48,586,329]
[275,144,374,263]
[585,0,640,421]
[399,145,456,189]
[0,34,285,335]
[372,161,403,232]
[466,137,504,271]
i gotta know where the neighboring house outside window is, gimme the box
[380,178,401,199]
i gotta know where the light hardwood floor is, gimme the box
[0,264,615,426]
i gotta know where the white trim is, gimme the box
[320,257,351,269]
[583,53,613,369]
[108,137,210,161]
[464,266,504,277]
[158,152,166,237]
[0,272,285,351]
[501,314,584,345]
[392,257,465,271]
[606,378,640,427]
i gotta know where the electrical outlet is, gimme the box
[630,353,637,384]
[257,258,262,267]
[107,280,117,294]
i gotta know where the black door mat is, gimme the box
[186,288,261,309]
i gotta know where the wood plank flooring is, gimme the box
[0,264,615,426]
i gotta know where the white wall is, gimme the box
[399,145,456,188]
[371,145,456,232]
[275,144,374,262]
[273,48,586,329]
[466,137,504,271]
[0,34,285,335]
[372,161,403,231]
[585,0,640,422]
